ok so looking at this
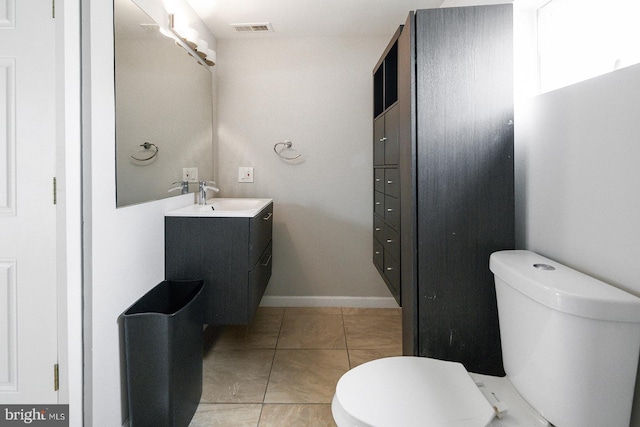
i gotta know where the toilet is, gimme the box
[332,250,640,426]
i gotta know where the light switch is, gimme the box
[239,167,254,183]
[183,167,198,182]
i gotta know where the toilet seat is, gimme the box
[332,357,496,427]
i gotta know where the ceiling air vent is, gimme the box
[230,22,273,33]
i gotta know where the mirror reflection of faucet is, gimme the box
[168,181,189,195]
[198,181,220,205]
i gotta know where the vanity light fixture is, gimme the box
[168,14,215,67]
[206,49,216,64]
[182,28,199,48]
[196,38,208,54]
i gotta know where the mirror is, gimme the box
[114,0,213,207]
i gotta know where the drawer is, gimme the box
[374,191,385,217]
[373,215,385,244]
[374,168,384,193]
[249,202,273,267]
[373,238,383,270]
[384,226,400,261]
[248,241,272,323]
[384,195,400,229]
[384,168,399,197]
[383,253,400,295]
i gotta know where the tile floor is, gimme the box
[189,306,402,426]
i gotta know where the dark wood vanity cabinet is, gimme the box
[165,203,273,325]
[374,5,514,376]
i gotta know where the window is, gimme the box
[537,0,640,93]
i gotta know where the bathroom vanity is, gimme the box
[164,199,273,325]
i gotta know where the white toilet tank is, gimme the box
[490,250,640,427]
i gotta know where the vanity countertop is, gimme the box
[165,198,273,218]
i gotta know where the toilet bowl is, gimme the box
[332,250,640,427]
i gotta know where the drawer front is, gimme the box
[249,202,273,267]
[384,168,399,197]
[383,254,400,295]
[374,168,384,193]
[374,191,385,217]
[373,238,384,270]
[373,215,385,244]
[384,226,400,261]
[248,241,273,323]
[384,195,400,229]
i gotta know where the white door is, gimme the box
[0,0,59,403]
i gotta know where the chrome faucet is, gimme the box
[198,181,219,205]
[168,181,189,195]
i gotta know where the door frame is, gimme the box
[55,0,84,422]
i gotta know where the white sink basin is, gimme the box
[165,198,272,218]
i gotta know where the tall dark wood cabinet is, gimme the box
[376,5,514,376]
[372,27,403,304]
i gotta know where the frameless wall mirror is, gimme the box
[114,0,213,207]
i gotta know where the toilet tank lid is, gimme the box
[490,250,640,322]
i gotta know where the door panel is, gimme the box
[0,0,58,403]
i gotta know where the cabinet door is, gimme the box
[383,104,399,165]
[374,116,385,166]
[414,5,514,376]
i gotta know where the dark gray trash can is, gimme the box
[121,280,204,427]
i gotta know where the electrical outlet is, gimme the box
[183,167,198,182]
[238,167,254,183]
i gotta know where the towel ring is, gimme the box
[130,142,159,162]
[273,141,301,161]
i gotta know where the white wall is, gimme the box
[215,36,395,305]
[83,0,215,424]
[515,63,640,424]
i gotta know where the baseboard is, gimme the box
[259,295,399,308]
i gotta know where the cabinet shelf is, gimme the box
[373,26,402,119]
